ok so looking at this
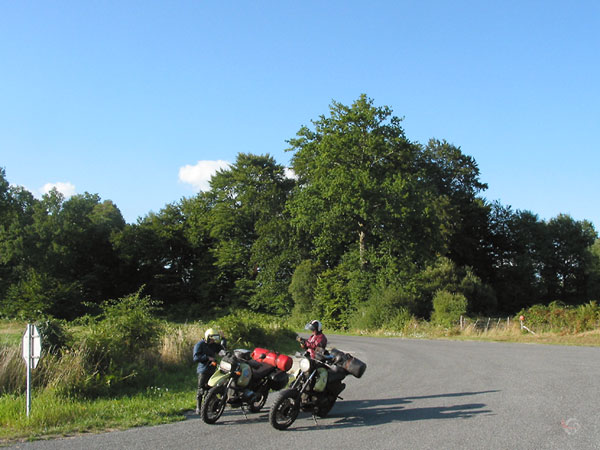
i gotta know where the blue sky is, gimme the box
[1,1,598,229]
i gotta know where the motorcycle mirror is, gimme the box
[220,338,227,349]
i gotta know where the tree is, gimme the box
[420,139,490,274]
[1,187,127,319]
[113,201,215,314]
[0,168,37,304]
[204,153,296,311]
[287,95,451,270]
[540,214,597,304]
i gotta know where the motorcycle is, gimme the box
[269,348,366,430]
[201,348,291,424]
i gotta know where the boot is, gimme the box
[195,394,202,415]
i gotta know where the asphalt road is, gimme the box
[7,335,600,450]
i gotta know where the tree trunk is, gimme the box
[358,222,366,266]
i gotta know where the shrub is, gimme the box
[212,310,297,353]
[36,318,70,355]
[289,260,319,321]
[431,290,467,327]
[518,301,600,333]
[349,284,416,331]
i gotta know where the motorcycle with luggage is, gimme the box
[269,348,366,430]
[201,348,292,424]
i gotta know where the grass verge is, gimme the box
[0,370,195,444]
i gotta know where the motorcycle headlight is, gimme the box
[299,357,312,373]
[220,360,232,372]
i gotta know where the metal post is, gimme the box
[26,324,31,417]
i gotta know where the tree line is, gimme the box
[1,95,599,327]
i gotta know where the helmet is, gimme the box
[305,320,322,332]
[204,328,221,342]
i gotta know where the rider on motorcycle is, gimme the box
[193,328,226,414]
[297,319,327,358]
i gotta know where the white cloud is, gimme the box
[178,160,230,191]
[40,181,76,198]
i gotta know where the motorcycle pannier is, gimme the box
[343,355,367,379]
[269,370,290,390]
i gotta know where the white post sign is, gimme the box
[22,324,42,417]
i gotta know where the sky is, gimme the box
[1,1,598,229]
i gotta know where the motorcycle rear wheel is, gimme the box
[269,388,300,430]
[201,385,227,424]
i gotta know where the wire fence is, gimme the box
[459,316,516,333]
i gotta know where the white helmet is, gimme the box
[305,320,322,332]
[204,328,221,342]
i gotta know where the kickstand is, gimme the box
[240,406,248,420]
[312,413,319,426]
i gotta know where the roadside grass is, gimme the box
[344,319,600,346]
[0,320,24,347]
[0,370,196,443]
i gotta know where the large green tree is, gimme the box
[204,153,296,312]
[287,95,452,269]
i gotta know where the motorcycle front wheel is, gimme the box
[201,385,227,424]
[269,388,300,430]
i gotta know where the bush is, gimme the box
[36,318,70,355]
[211,310,297,354]
[289,260,319,321]
[518,301,600,333]
[349,284,416,331]
[431,290,467,327]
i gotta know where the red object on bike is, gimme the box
[251,347,292,372]
[264,352,278,366]
[251,348,269,361]
[276,354,293,372]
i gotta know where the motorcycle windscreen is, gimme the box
[314,367,328,392]
[208,370,230,387]
[234,362,252,388]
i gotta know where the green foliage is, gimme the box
[213,310,297,353]
[415,256,496,317]
[349,284,416,331]
[78,290,162,368]
[288,259,319,325]
[287,95,452,268]
[1,269,82,320]
[35,318,70,355]
[431,290,467,327]
[205,153,296,310]
[2,96,600,323]
[518,301,600,333]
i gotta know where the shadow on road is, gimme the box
[287,390,498,431]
